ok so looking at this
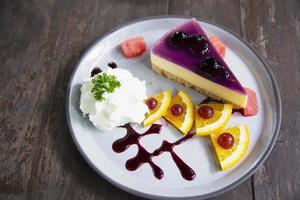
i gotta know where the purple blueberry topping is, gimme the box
[198,57,234,81]
[170,31,188,48]
[187,35,208,55]
[169,31,208,55]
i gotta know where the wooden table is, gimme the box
[1,0,299,199]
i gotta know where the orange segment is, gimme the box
[195,104,232,136]
[163,90,194,134]
[210,124,250,170]
[143,90,171,127]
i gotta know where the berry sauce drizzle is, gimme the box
[108,62,117,69]
[90,67,102,77]
[112,123,196,180]
[152,133,196,180]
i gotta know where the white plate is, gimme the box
[66,16,281,199]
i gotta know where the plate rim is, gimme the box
[66,15,282,199]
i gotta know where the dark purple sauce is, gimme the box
[108,62,117,69]
[112,123,161,153]
[152,133,196,180]
[112,123,196,180]
[90,67,102,77]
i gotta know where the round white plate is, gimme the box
[66,16,281,199]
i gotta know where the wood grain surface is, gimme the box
[0,0,299,199]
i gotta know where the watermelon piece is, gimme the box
[121,36,147,58]
[242,87,258,116]
[210,36,226,58]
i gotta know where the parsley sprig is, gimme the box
[91,73,121,101]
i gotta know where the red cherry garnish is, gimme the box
[146,98,157,110]
[217,133,234,149]
[198,105,214,119]
[171,104,184,116]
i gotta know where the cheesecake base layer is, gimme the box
[151,53,247,108]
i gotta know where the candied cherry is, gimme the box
[217,133,234,149]
[146,98,157,110]
[171,104,184,116]
[198,105,214,119]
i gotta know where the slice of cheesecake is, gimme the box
[151,19,247,108]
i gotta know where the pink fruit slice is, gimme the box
[210,36,226,58]
[121,36,147,58]
[242,87,258,116]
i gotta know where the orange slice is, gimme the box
[210,124,250,170]
[163,90,194,134]
[143,90,171,127]
[195,104,232,136]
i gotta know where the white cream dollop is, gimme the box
[80,68,149,131]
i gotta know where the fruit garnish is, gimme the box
[121,36,147,58]
[143,90,171,127]
[195,104,232,136]
[198,105,214,119]
[210,124,250,170]
[163,90,194,134]
[241,87,258,116]
[146,97,158,110]
[210,36,226,58]
[171,104,184,116]
[217,133,234,149]
[91,73,121,101]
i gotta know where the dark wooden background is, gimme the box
[1,0,299,199]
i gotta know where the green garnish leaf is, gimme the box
[91,73,121,101]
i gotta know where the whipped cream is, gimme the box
[80,68,148,131]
